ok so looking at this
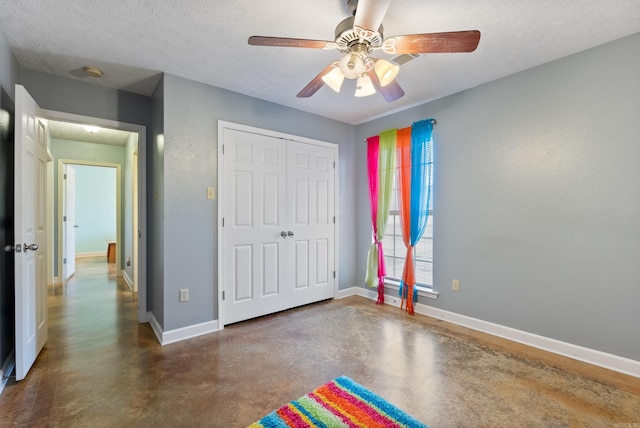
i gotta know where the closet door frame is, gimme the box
[217,121,339,327]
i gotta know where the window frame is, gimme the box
[381,143,438,299]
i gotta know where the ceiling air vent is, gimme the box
[392,54,420,66]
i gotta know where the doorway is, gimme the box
[59,162,120,282]
[44,110,147,323]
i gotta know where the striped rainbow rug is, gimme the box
[249,376,427,427]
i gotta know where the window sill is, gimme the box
[384,279,439,300]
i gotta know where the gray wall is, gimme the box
[0,28,18,101]
[20,70,151,127]
[157,73,355,331]
[149,76,165,325]
[355,33,640,361]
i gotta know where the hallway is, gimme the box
[48,257,143,351]
[0,257,639,427]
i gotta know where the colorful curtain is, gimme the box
[365,129,397,304]
[397,119,434,314]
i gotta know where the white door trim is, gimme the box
[217,121,339,328]
[43,109,148,323]
[62,164,77,280]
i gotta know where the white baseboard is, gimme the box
[337,287,640,378]
[122,271,133,291]
[148,312,163,344]
[0,350,15,396]
[148,312,221,346]
[336,286,378,300]
[75,252,107,258]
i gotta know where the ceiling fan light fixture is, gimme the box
[339,53,365,79]
[321,67,345,93]
[355,75,376,97]
[374,59,399,87]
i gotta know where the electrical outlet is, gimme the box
[452,279,460,292]
[179,288,189,302]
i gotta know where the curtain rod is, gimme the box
[363,118,436,142]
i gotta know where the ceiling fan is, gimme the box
[248,0,481,102]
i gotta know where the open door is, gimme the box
[14,85,48,381]
[62,164,76,280]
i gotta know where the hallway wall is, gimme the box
[73,165,117,254]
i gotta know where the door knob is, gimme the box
[287,231,294,237]
[280,231,288,238]
[24,243,39,252]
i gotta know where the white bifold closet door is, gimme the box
[221,127,336,325]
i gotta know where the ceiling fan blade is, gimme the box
[353,0,392,31]
[248,36,334,49]
[378,80,405,102]
[368,68,405,102]
[383,30,481,54]
[297,63,337,98]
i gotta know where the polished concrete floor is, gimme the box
[1,257,639,427]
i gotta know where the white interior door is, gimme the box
[222,128,289,324]
[221,126,336,325]
[287,141,335,306]
[14,84,48,381]
[62,164,76,280]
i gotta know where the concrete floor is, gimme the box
[1,257,638,427]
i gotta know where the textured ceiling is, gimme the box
[47,120,131,146]
[1,0,639,125]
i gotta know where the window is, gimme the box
[382,155,433,288]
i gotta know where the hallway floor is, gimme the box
[1,257,639,427]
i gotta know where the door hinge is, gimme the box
[222,145,225,155]
[222,217,224,227]
[333,271,335,278]
[333,216,335,224]
[64,173,67,179]
[222,291,225,300]
[333,161,335,169]
[63,258,67,264]
[63,215,67,221]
